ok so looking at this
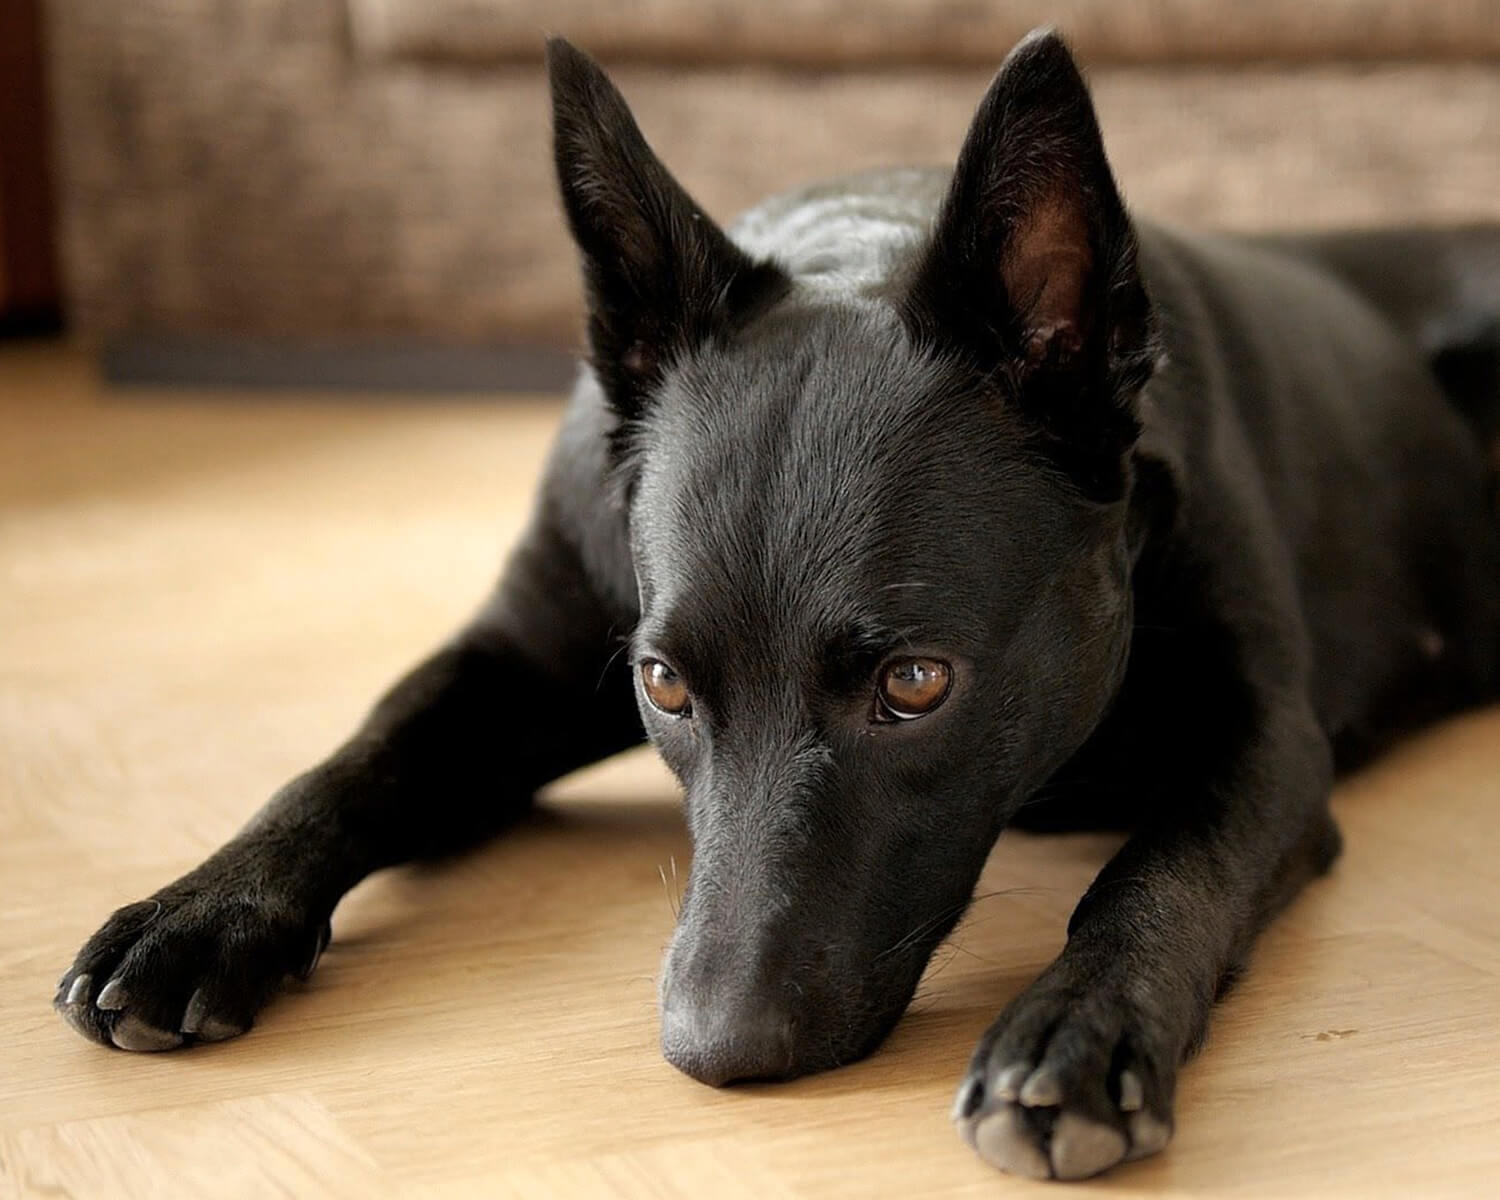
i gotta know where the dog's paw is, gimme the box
[952,978,1175,1180]
[55,880,330,1052]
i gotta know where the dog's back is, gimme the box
[1257,226,1500,446]
[1133,223,1500,760]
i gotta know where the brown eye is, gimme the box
[640,659,692,716]
[877,658,952,720]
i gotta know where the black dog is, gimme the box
[56,31,1500,1181]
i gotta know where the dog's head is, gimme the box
[547,32,1158,1084]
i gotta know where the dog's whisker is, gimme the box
[875,899,970,963]
[656,863,680,919]
[939,939,1005,967]
[668,854,683,912]
[874,884,1038,967]
[595,639,632,694]
[966,887,1036,904]
[919,946,963,985]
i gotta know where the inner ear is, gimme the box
[903,30,1153,387]
[1005,190,1095,367]
[901,30,1159,502]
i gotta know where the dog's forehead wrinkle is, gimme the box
[636,307,996,600]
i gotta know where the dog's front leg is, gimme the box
[954,698,1342,1180]
[55,507,643,1051]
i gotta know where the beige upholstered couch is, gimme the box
[44,0,1500,348]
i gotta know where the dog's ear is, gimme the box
[547,39,788,421]
[904,30,1157,497]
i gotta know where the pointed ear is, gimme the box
[547,39,788,420]
[904,31,1157,494]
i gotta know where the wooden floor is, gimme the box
[2,343,1498,1198]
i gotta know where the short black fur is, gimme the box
[57,30,1500,1183]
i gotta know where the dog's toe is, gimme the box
[57,974,101,1041]
[955,978,1178,1180]
[1050,1112,1128,1180]
[56,883,330,1052]
[972,1106,1051,1179]
[1126,1111,1173,1160]
[110,1012,184,1052]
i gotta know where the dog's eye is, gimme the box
[876,658,952,721]
[640,659,692,716]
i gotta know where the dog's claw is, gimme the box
[1051,1112,1128,1180]
[95,978,128,1011]
[1118,1068,1144,1112]
[181,988,209,1034]
[991,1062,1030,1102]
[297,921,331,980]
[974,1106,1051,1179]
[110,1013,184,1052]
[952,1075,984,1123]
[63,974,91,1007]
[180,989,248,1041]
[1018,1065,1062,1108]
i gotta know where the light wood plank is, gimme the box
[2,343,1498,1197]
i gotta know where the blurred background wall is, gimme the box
[27,0,1500,369]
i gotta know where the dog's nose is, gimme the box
[660,989,796,1086]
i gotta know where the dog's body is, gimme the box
[56,33,1499,1181]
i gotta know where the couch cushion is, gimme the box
[348,0,1500,66]
[50,37,1500,343]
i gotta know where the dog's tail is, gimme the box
[1256,227,1500,449]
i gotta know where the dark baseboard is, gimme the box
[101,337,580,395]
[0,306,64,339]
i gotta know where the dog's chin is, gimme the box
[818,997,915,1075]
